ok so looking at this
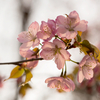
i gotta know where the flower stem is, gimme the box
[55,35,66,44]
[64,62,67,77]
[40,43,43,46]
[70,59,79,64]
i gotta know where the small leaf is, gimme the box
[76,33,81,42]
[78,31,82,36]
[80,40,100,62]
[19,83,32,97]
[5,66,24,81]
[80,40,94,54]
[91,44,100,62]
[21,68,33,85]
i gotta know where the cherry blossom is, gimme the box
[56,11,88,39]
[17,21,40,51]
[77,55,97,83]
[37,19,56,41]
[45,77,75,92]
[40,39,71,69]
[19,48,39,69]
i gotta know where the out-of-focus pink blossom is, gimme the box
[26,55,39,69]
[56,11,88,39]
[17,21,40,51]
[40,39,71,69]
[45,77,75,92]
[37,19,56,41]
[19,48,39,69]
[0,76,5,88]
[77,55,97,83]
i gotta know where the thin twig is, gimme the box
[0,58,43,65]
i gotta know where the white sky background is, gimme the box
[0,0,100,100]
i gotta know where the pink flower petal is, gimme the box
[17,31,32,43]
[53,39,65,49]
[20,41,33,51]
[79,55,89,67]
[85,57,97,69]
[74,20,88,32]
[56,15,67,26]
[20,49,33,58]
[68,11,80,28]
[83,67,93,80]
[27,56,38,68]
[32,38,40,48]
[28,21,39,36]
[45,77,63,83]
[45,77,75,92]
[55,53,65,70]
[77,69,84,83]
[42,42,55,49]
[56,26,67,38]
[61,82,70,92]
[40,48,55,60]
[66,31,77,39]
[37,31,49,40]
[60,49,71,60]
[48,19,56,34]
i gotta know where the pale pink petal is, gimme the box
[77,69,84,83]
[32,38,40,48]
[37,31,49,40]
[20,49,33,58]
[85,57,97,69]
[69,11,79,19]
[68,11,80,28]
[61,82,70,92]
[74,20,88,32]
[79,55,89,67]
[53,39,65,49]
[45,77,63,83]
[20,41,33,51]
[56,15,67,26]
[48,19,56,33]
[27,56,38,68]
[17,31,32,43]
[47,80,58,88]
[40,48,55,60]
[66,31,77,39]
[28,21,39,36]
[56,26,67,38]
[64,78,75,91]
[55,53,65,70]
[69,79,75,91]
[42,42,55,49]
[83,67,93,80]
[60,49,71,60]
[40,21,52,35]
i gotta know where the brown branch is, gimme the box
[0,58,43,65]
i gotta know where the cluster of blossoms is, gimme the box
[17,10,98,92]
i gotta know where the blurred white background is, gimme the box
[0,0,100,100]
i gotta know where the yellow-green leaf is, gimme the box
[76,33,81,42]
[91,44,100,62]
[78,31,82,36]
[80,40,100,62]
[19,83,32,97]
[80,40,94,55]
[5,66,24,81]
[21,68,33,85]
